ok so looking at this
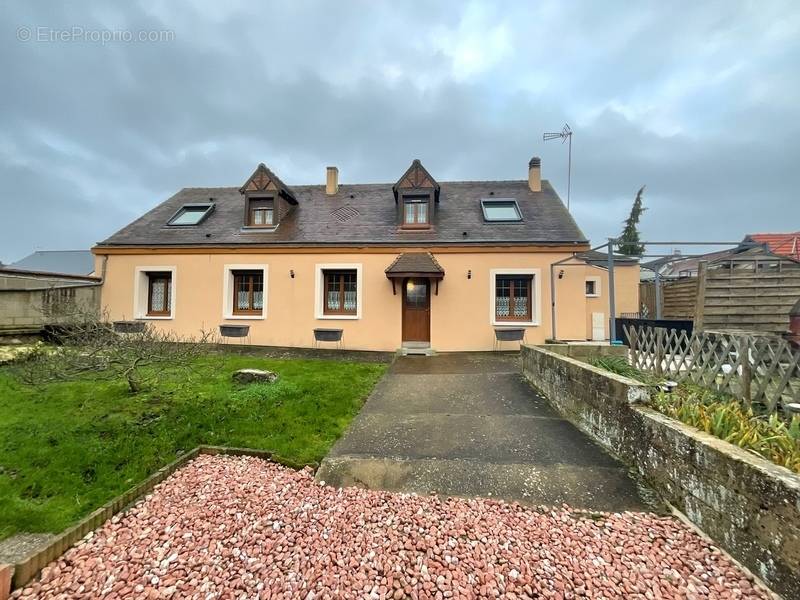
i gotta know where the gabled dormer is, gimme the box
[393,159,439,230]
[239,163,298,229]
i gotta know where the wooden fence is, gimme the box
[624,325,800,413]
[639,277,698,320]
[697,256,800,335]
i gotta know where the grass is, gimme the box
[589,357,800,474]
[0,353,386,540]
[588,355,660,384]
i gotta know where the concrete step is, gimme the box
[315,456,652,512]
[398,346,436,356]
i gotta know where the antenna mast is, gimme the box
[543,123,573,210]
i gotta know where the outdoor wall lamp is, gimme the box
[467,270,472,279]
[558,270,565,279]
[290,269,295,278]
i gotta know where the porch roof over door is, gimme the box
[384,252,445,280]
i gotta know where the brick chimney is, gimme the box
[528,157,541,192]
[326,166,339,195]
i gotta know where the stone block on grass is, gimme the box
[232,369,278,384]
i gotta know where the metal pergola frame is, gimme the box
[549,240,762,342]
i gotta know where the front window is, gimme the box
[585,279,598,297]
[233,271,264,315]
[495,275,532,321]
[147,272,172,316]
[324,270,358,315]
[403,195,429,226]
[248,198,274,227]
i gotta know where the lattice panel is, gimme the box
[624,325,800,413]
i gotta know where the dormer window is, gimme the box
[403,195,430,227]
[247,198,274,227]
[393,159,440,230]
[167,203,214,226]
[239,163,298,230]
[481,198,522,222]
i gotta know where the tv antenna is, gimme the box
[543,123,573,210]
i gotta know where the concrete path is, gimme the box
[317,353,653,512]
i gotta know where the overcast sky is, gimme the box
[1,0,798,263]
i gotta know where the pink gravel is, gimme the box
[12,455,770,599]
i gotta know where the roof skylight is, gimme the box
[481,198,522,222]
[167,203,215,226]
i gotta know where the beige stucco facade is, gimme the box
[94,248,639,352]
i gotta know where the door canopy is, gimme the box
[385,252,444,294]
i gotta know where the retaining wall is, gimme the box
[542,342,628,361]
[521,344,800,599]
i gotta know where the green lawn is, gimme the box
[0,354,386,540]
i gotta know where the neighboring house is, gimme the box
[742,232,800,262]
[640,248,738,281]
[11,250,95,276]
[92,157,639,351]
[0,268,101,334]
[640,231,800,281]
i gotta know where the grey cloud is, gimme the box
[0,0,797,262]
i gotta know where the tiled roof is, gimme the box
[385,252,445,277]
[96,179,587,248]
[744,232,800,261]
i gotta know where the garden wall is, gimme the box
[521,344,800,599]
[0,279,100,335]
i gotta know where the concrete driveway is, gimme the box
[317,353,653,512]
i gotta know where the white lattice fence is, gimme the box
[624,325,800,412]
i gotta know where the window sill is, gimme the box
[492,320,539,327]
[586,294,600,298]
[225,314,266,320]
[317,314,360,321]
[138,315,173,321]
[240,225,278,232]
[399,225,433,231]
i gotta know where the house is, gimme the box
[92,157,640,351]
[1,251,99,335]
[742,232,800,262]
[0,267,101,335]
[640,248,738,281]
[11,250,95,276]
[640,231,800,282]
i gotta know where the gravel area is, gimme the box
[13,455,770,599]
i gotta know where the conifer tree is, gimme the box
[618,185,647,256]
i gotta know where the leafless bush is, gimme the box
[17,303,213,393]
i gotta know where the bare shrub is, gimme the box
[16,303,213,393]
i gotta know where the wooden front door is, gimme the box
[402,278,430,342]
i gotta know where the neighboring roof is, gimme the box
[641,248,738,276]
[10,250,95,275]
[385,252,445,279]
[640,243,800,280]
[0,266,100,283]
[576,249,639,268]
[743,232,800,261]
[97,179,587,248]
